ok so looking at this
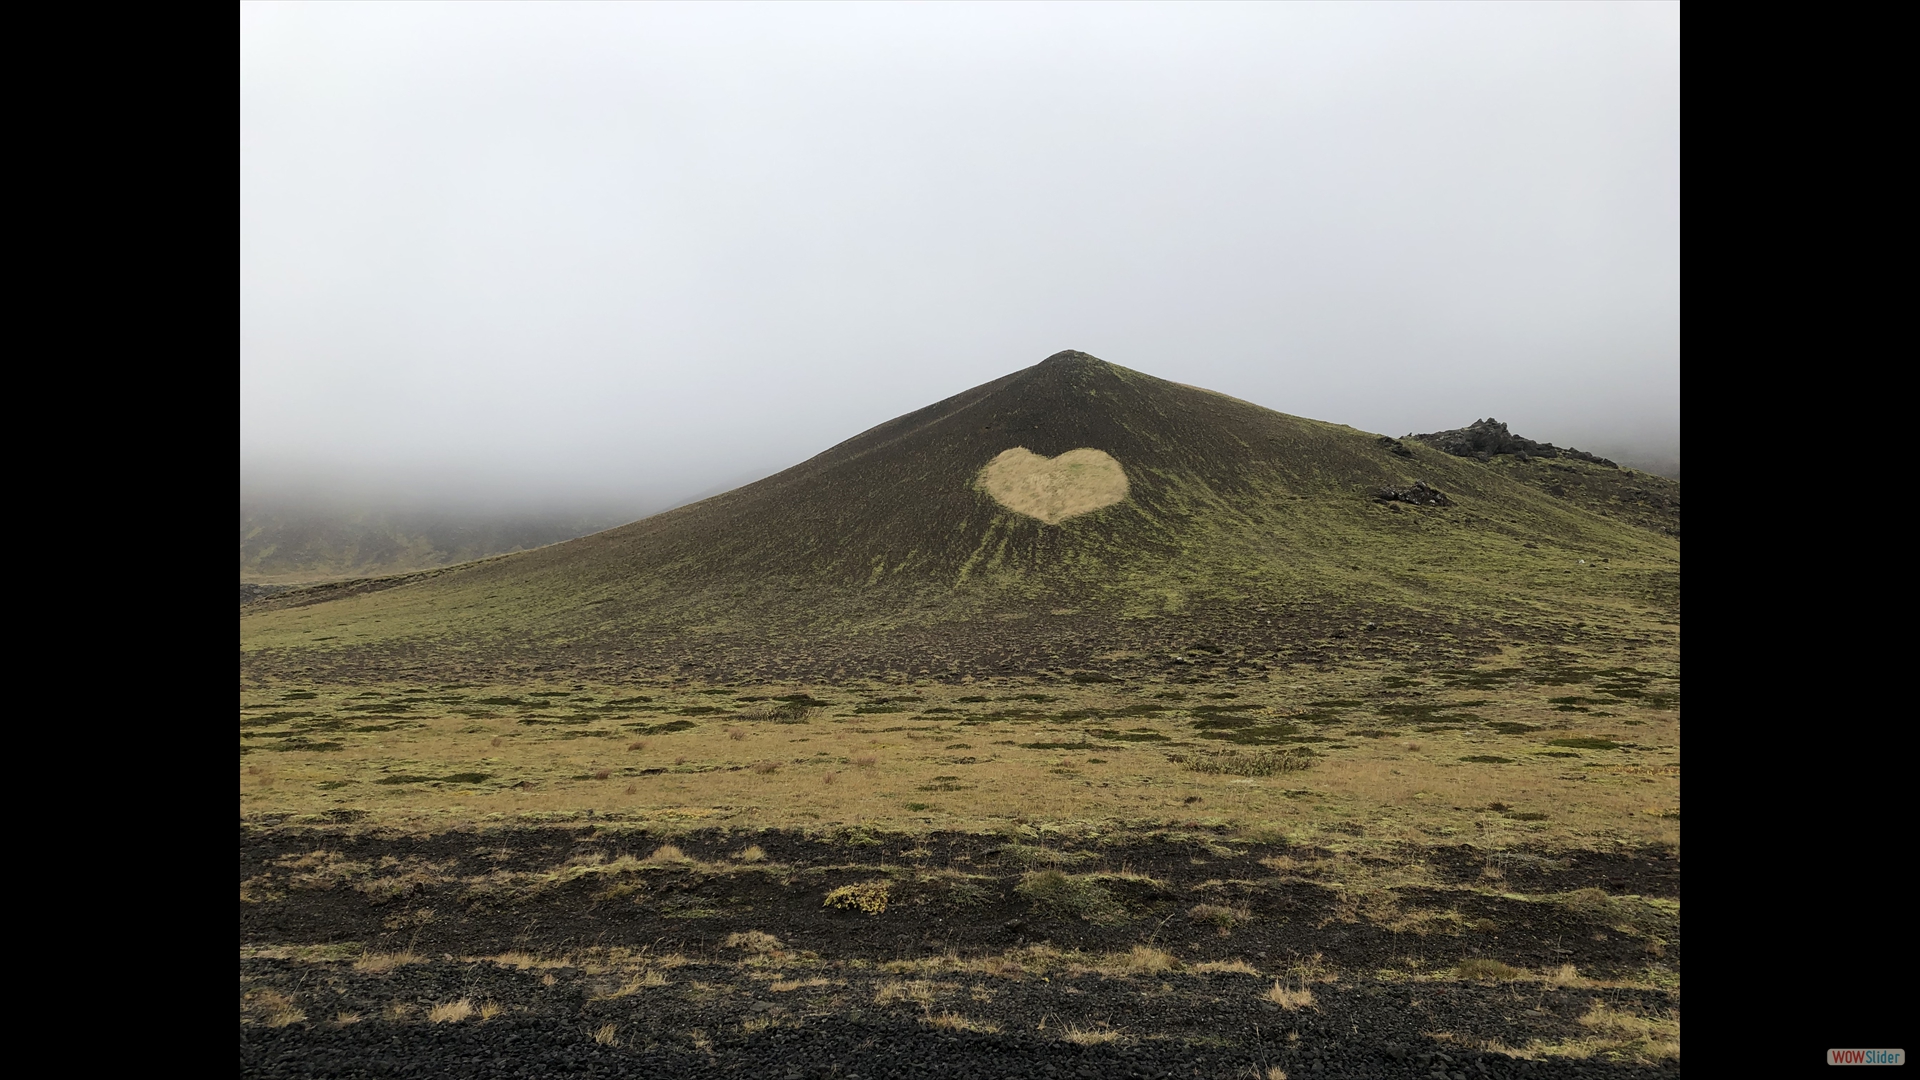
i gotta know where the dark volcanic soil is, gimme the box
[242,825,1679,1078]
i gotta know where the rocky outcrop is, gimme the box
[241,583,292,606]
[1376,480,1452,506]
[1409,419,1616,467]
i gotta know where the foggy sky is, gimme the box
[241,2,1678,515]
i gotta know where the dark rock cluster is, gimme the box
[1376,480,1452,507]
[241,582,293,606]
[1409,420,1616,468]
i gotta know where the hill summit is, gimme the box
[242,351,1678,685]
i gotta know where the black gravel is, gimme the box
[242,825,1680,1077]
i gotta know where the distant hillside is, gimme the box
[242,351,1679,684]
[240,506,626,585]
[1613,453,1678,481]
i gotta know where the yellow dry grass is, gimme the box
[354,951,424,973]
[487,951,569,970]
[236,648,1678,858]
[1546,964,1588,988]
[875,979,938,1006]
[1524,1003,1680,1064]
[247,988,307,1027]
[428,998,474,1023]
[975,447,1130,524]
[1113,946,1180,973]
[926,1011,1001,1034]
[769,977,832,992]
[724,931,784,954]
[1266,981,1315,1009]
[1190,959,1261,975]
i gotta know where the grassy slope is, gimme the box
[1466,456,1680,539]
[241,353,1677,683]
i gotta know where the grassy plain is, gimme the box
[240,644,1676,853]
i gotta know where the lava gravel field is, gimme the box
[241,824,1679,1078]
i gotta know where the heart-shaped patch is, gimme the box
[976,447,1129,524]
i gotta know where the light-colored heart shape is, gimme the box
[976,447,1129,524]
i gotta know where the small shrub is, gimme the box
[628,740,648,751]
[428,998,474,1023]
[590,768,611,780]
[824,880,892,915]
[751,760,780,775]
[478,1001,504,1020]
[646,844,688,864]
[734,845,768,863]
[490,736,504,747]
[728,727,747,741]
[853,754,878,768]
[823,771,838,786]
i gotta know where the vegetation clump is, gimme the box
[824,880,892,915]
[1189,903,1253,933]
[1171,748,1314,776]
[1455,958,1524,981]
[1015,870,1129,926]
